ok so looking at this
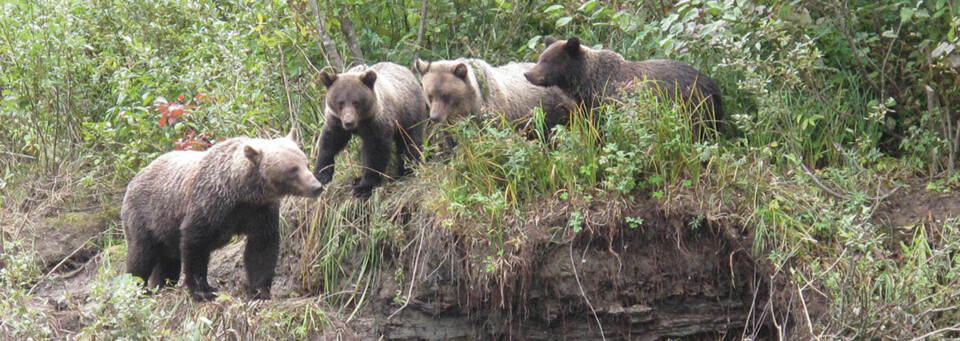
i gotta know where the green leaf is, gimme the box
[556,16,573,27]
[881,30,898,39]
[578,0,597,13]
[899,7,913,23]
[544,4,564,13]
[526,35,542,50]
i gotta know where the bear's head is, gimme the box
[320,69,378,130]
[243,128,323,199]
[525,36,585,88]
[416,59,477,123]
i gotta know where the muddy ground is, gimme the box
[8,180,960,340]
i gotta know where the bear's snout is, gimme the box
[307,182,324,197]
[524,71,543,86]
[340,108,359,130]
[429,112,445,123]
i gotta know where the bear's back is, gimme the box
[122,150,207,239]
[366,62,427,132]
[483,61,571,122]
[631,59,723,120]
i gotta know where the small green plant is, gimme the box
[568,211,584,234]
[625,216,644,229]
[80,272,169,340]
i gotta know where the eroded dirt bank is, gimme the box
[371,207,770,340]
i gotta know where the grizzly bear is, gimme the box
[314,62,428,198]
[122,129,322,301]
[415,58,575,131]
[525,37,723,124]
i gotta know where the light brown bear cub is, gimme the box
[525,37,723,125]
[416,58,575,132]
[122,129,321,301]
[314,62,428,198]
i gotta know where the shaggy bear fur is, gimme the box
[525,37,723,123]
[314,62,428,198]
[122,130,322,301]
[415,58,574,131]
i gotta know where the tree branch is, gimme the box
[339,10,364,63]
[412,0,429,67]
[308,0,343,71]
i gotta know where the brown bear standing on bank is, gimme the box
[122,129,322,301]
[525,37,723,123]
[314,62,428,198]
[415,58,575,131]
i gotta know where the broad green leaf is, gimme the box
[578,0,597,13]
[544,4,563,13]
[526,35,541,50]
[899,7,913,23]
[556,16,573,27]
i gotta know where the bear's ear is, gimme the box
[453,63,468,80]
[286,127,299,144]
[244,145,262,165]
[565,37,582,56]
[415,59,430,74]
[360,70,377,89]
[320,72,337,88]
[544,36,558,47]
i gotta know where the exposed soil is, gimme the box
[14,179,960,340]
[369,202,767,340]
[872,179,960,229]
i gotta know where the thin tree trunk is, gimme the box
[279,47,297,132]
[339,11,364,63]
[412,0,429,67]
[308,0,343,71]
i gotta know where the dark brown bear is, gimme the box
[314,62,428,198]
[122,129,322,301]
[415,58,575,131]
[525,37,723,123]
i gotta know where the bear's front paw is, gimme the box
[352,184,374,198]
[190,287,219,302]
[245,286,272,300]
[314,171,333,184]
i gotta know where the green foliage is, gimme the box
[80,273,168,340]
[0,0,315,178]
[0,241,52,339]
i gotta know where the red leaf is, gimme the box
[177,94,185,102]
[168,104,184,118]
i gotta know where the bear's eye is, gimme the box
[338,100,346,109]
[287,166,299,176]
[352,100,360,107]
